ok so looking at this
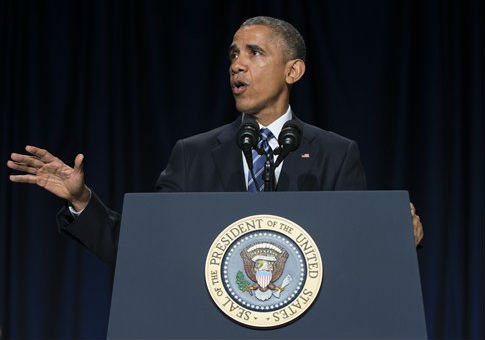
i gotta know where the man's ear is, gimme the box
[285,59,306,85]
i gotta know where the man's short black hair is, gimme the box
[240,16,306,62]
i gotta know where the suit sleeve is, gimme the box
[56,140,187,265]
[334,141,367,190]
[57,192,121,265]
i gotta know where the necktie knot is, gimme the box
[258,128,273,146]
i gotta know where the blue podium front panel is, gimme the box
[108,191,426,339]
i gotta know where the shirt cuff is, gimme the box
[68,188,92,217]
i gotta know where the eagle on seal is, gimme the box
[240,242,289,301]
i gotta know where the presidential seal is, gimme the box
[205,215,323,328]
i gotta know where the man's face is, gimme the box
[229,25,289,116]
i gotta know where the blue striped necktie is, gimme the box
[247,128,274,192]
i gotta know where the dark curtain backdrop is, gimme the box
[1,0,483,338]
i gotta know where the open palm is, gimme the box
[8,145,90,209]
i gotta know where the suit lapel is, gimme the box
[211,118,247,191]
[277,121,317,191]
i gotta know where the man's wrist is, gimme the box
[70,186,91,213]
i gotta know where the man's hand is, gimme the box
[410,202,424,246]
[7,145,90,211]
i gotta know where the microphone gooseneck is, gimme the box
[275,120,303,168]
[236,114,259,171]
[237,116,302,191]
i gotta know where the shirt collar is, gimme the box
[243,106,293,139]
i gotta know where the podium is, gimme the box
[107,191,427,339]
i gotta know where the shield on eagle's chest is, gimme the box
[256,271,272,289]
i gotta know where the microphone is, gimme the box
[236,114,259,170]
[275,119,303,167]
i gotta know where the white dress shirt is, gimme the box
[242,106,293,189]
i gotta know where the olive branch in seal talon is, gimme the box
[236,271,253,295]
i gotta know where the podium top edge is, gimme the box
[123,190,410,198]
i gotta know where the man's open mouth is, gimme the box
[231,80,248,95]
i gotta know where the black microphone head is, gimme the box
[237,114,259,151]
[278,119,303,152]
[237,114,260,171]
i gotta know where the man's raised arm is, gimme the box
[7,145,122,265]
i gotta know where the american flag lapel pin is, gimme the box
[301,153,310,158]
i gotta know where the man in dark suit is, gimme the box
[7,16,423,265]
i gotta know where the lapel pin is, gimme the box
[301,153,310,158]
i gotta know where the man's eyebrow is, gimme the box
[246,44,264,52]
[228,43,265,56]
[228,44,239,54]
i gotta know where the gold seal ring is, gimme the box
[205,214,323,328]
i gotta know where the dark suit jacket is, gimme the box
[57,116,366,264]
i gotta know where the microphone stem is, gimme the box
[263,150,276,191]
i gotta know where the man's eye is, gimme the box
[229,52,238,60]
[252,50,261,56]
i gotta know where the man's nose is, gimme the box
[230,58,247,74]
